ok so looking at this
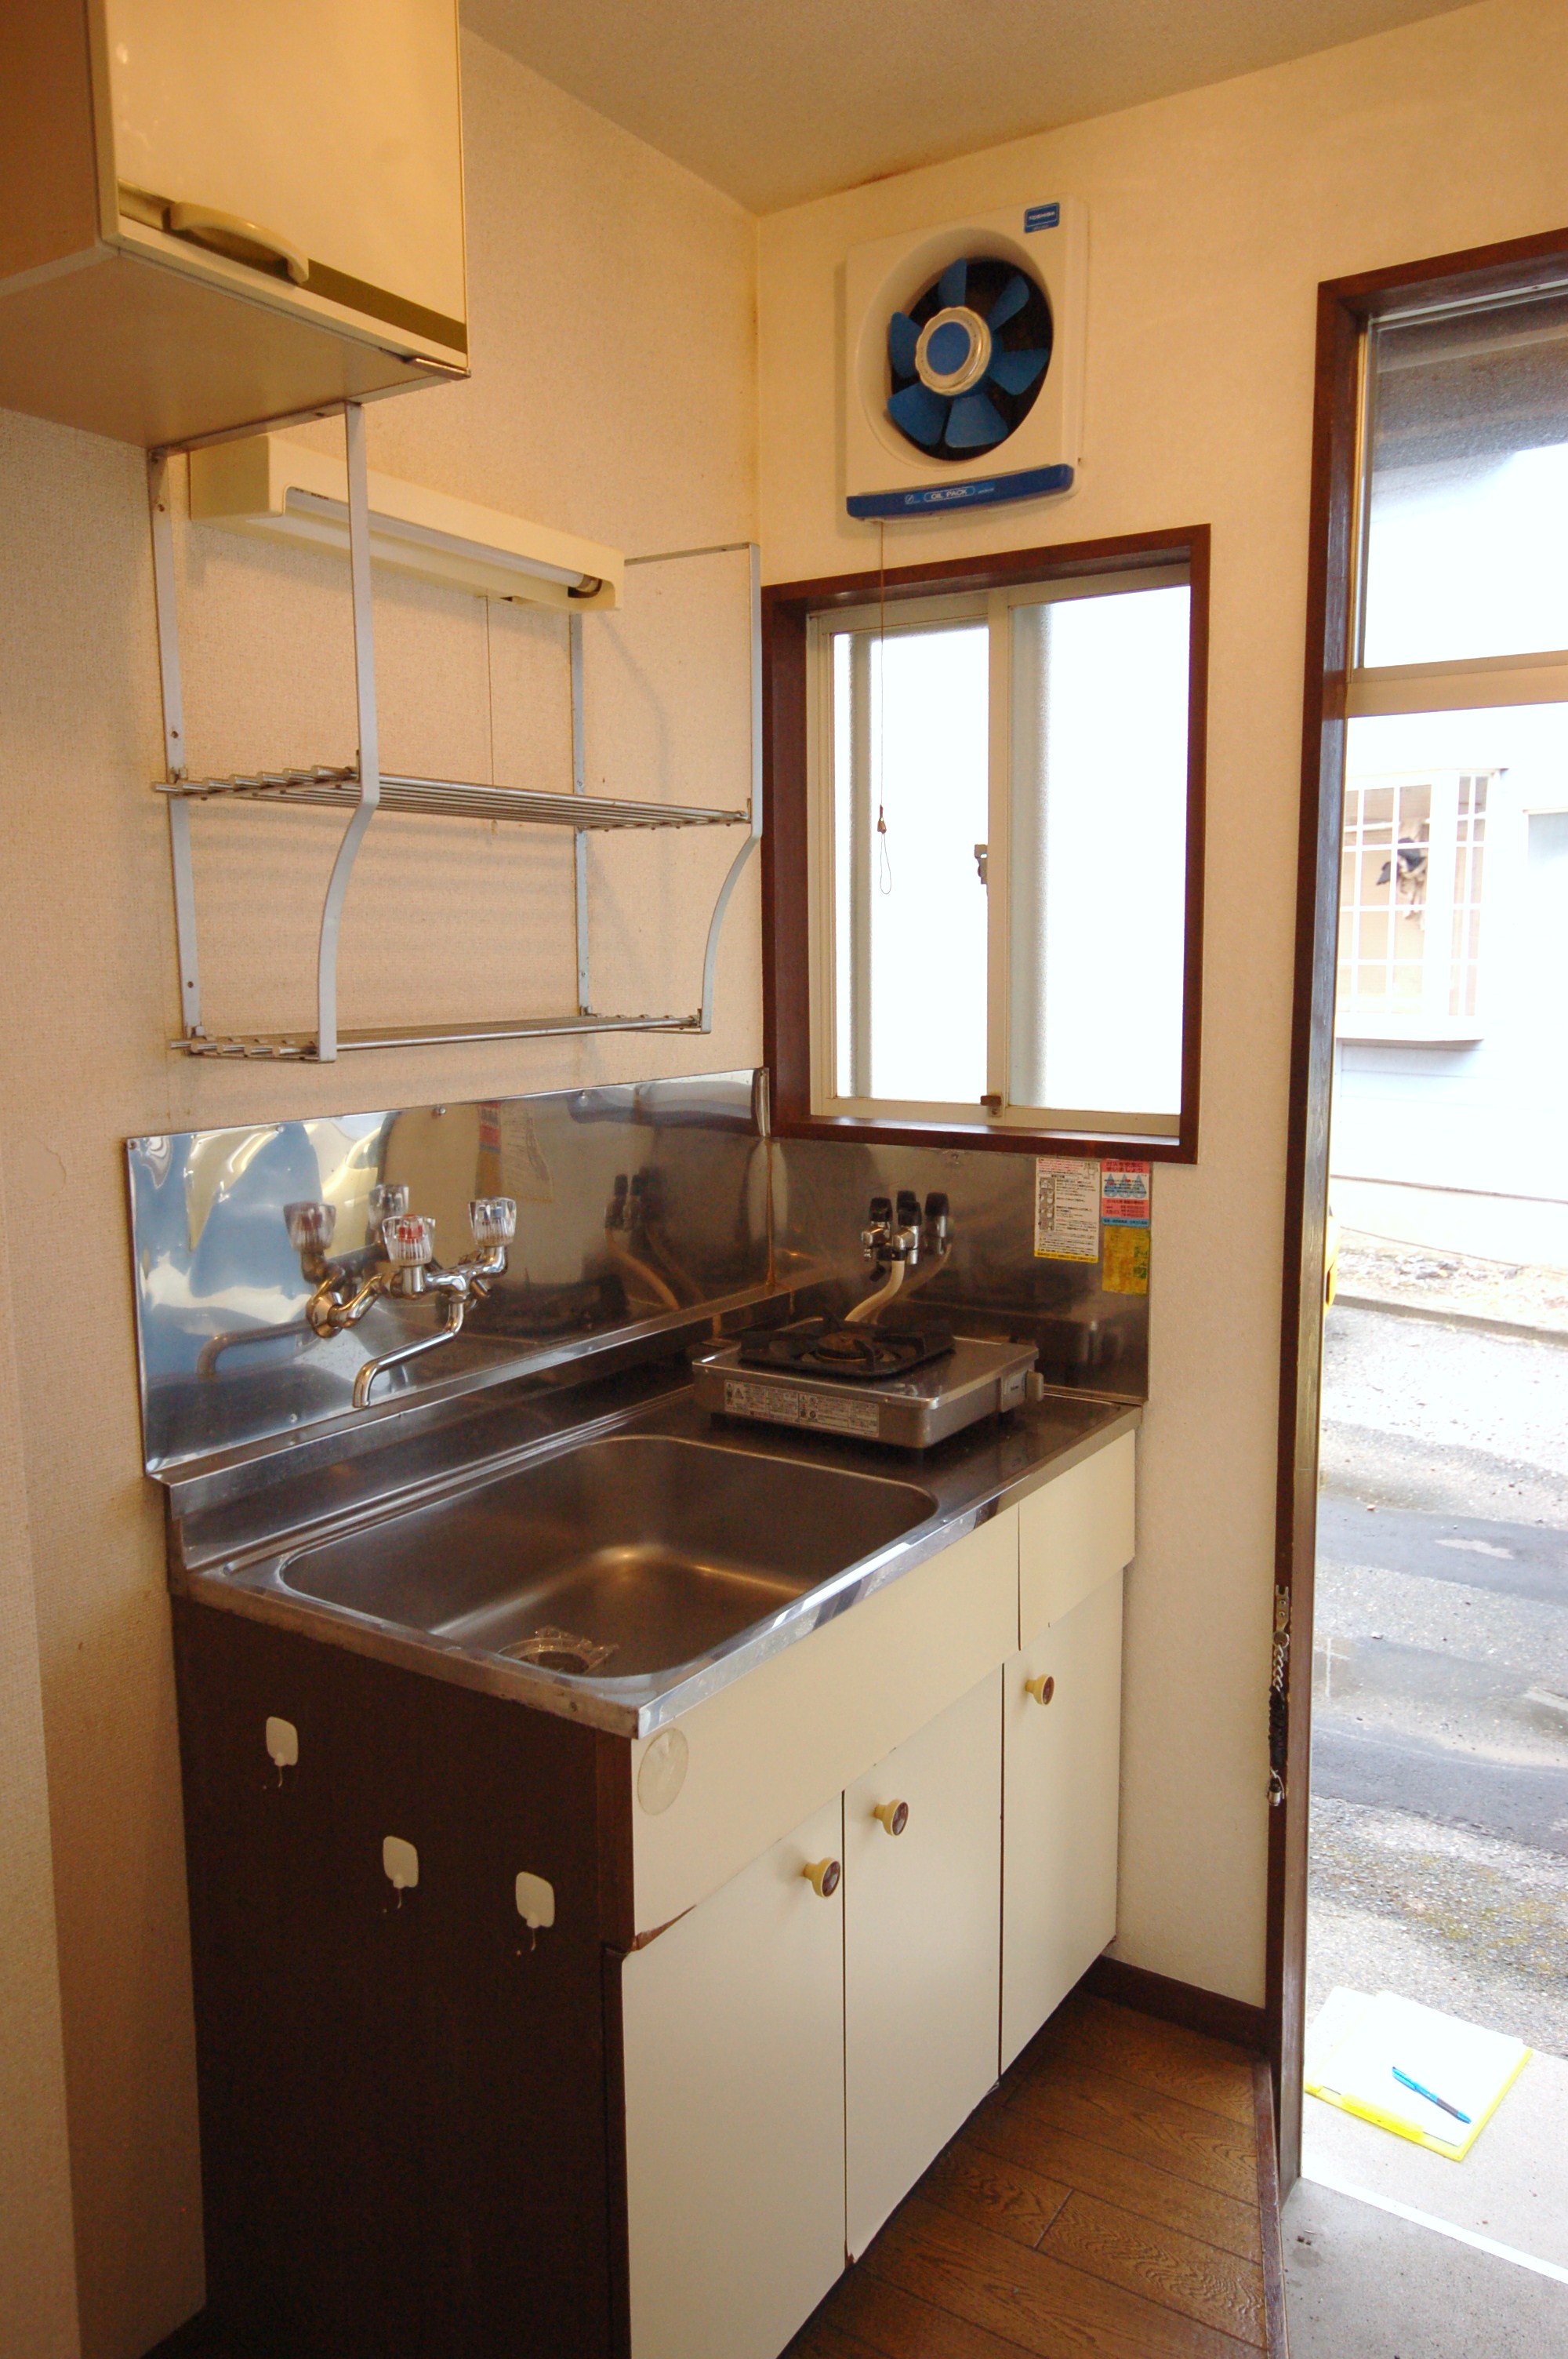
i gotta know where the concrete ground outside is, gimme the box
[1298,1292,1568,2354]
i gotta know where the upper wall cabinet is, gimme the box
[0,0,466,450]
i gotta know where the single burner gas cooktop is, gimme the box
[693,1322,1038,1449]
[735,1318,956,1384]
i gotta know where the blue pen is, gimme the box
[1392,2066,1471,2124]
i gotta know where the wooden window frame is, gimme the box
[1273,220,1568,2194]
[761,527,1210,1161]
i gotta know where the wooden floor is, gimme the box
[788,1991,1288,2359]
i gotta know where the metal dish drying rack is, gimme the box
[149,402,761,1061]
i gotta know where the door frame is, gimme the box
[1269,221,1568,2187]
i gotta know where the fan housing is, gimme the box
[844,201,1087,520]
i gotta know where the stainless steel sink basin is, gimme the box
[279,1433,936,1680]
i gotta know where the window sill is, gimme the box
[779,1107,1196,1162]
[1335,1021,1484,1045]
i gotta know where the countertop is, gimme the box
[164,1360,1140,1739]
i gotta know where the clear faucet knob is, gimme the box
[381,1213,435,1268]
[368,1183,409,1224]
[469,1196,517,1247]
[285,1200,336,1252]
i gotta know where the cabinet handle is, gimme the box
[873,1800,909,1837]
[801,1857,841,1898]
[1025,1673,1056,1706]
[163,201,311,285]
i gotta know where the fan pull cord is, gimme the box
[875,522,893,896]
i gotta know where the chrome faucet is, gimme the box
[845,1190,952,1325]
[283,1188,518,1408]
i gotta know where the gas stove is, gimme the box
[692,1318,1038,1449]
[735,1317,958,1383]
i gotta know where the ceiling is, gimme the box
[462,0,1475,213]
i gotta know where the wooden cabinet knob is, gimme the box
[801,1857,841,1898]
[1025,1673,1056,1706]
[873,1800,909,1837]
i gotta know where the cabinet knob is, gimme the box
[801,1856,841,1898]
[873,1799,909,1837]
[1025,1673,1056,1706]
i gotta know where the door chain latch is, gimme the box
[1268,1585,1290,1807]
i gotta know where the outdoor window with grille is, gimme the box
[1338,768,1491,1039]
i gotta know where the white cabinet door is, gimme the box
[844,1672,1002,2258]
[621,1796,845,2359]
[1000,1570,1123,2072]
[104,0,465,342]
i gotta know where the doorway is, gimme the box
[1275,231,1568,2224]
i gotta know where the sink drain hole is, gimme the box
[503,1624,618,1675]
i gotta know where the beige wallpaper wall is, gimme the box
[0,1136,80,2358]
[0,29,756,2359]
[756,0,1568,2006]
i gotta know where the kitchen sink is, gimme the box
[279,1432,937,1679]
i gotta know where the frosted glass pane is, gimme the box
[832,623,989,1104]
[1009,587,1189,1118]
[1363,295,1568,665]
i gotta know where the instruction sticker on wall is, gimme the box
[1100,1159,1152,1294]
[1101,1159,1152,1228]
[1034,1158,1100,1261]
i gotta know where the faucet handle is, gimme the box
[381,1213,435,1269]
[469,1196,517,1248]
[285,1199,336,1252]
[368,1183,409,1224]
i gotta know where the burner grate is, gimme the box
[735,1318,956,1383]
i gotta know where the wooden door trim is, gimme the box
[1269,221,1568,2190]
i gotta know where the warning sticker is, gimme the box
[1102,1159,1152,1227]
[1034,1158,1100,1261]
[1103,1227,1150,1296]
[722,1379,881,1438]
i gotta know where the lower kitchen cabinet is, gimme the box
[844,1670,1002,2258]
[1000,1568,1125,2070]
[172,1429,1135,2359]
[620,1796,848,2359]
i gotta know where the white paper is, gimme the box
[1310,1990,1529,2154]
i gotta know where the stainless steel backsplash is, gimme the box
[127,1071,1147,1471]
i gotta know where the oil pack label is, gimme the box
[722,1379,881,1438]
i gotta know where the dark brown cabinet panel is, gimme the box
[172,1602,623,2359]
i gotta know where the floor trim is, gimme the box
[1085,1955,1269,2054]
[1254,2059,1293,2357]
[1302,2163,1568,2287]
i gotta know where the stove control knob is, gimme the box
[801,1856,841,1899]
[873,1800,909,1837]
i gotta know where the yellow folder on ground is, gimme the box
[1305,1989,1530,2161]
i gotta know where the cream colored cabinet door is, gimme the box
[844,1672,1002,2258]
[620,1795,846,2359]
[103,0,466,349]
[1000,1570,1123,2072]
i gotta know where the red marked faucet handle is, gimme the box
[285,1200,336,1253]
[381,1213,435,1268]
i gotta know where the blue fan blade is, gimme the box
[945,391,1008,449]
[888,381,949,446]
[987,346,1049,394]
[987,272,1031,329]
[887,311,920,378]
[937,256,967,309]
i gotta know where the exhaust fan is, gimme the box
[844,201,1087,520]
